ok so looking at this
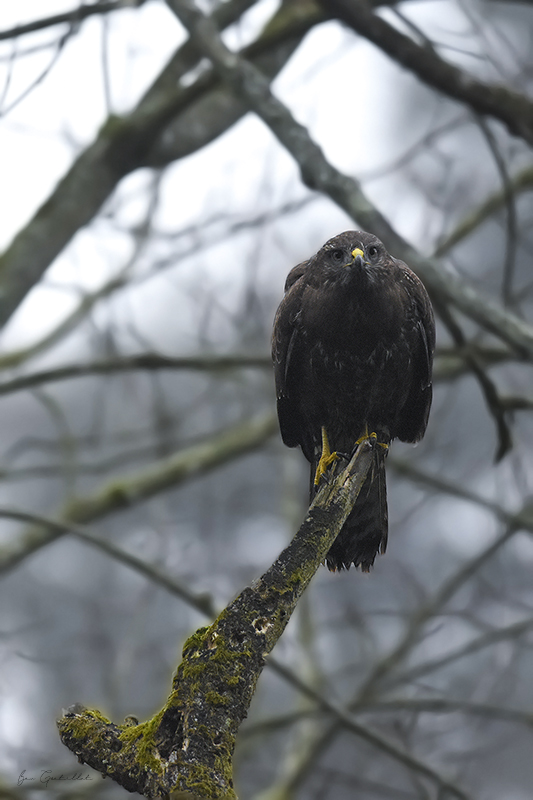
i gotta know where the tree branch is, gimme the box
[390,456,533,534]
[387,614,533,690]
[267,660,471,800]
[0,0,322,329]
[0,275,128,370]
[434,162,533,258]
[0,506,218,616]
[433,344,514,382]
[363,698,533,728]
[260,519,519,796]
[0,0,147,41]
[0,412,277,576]
[0,344,517,393]
[431,296,512,460]
[57,439,375,799]
[3,504,467,797]
[323,0,533,146]
[0,354,272,395]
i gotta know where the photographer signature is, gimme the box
[18,769,93,788]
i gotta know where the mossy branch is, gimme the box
[57,439,375,799]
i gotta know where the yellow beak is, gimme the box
[351,247,364,259]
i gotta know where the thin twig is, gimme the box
[434,163,533,257]
[0,1,146,41]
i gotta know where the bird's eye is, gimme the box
[330,248,344,263]
[367,245,379,259]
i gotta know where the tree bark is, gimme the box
[57,439,375,798]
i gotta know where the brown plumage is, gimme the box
[272,231,435,571]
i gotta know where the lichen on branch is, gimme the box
[57,439,375,799]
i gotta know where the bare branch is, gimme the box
[268,659,471,800]
[0,275,128,370]
[473,115,518,307]
[0,353,272,395]
[391,457,533,534]
[0,412,277,576]
[21,503,469,797]
[322,0,533,145]
[500,394,533,410]
[263,522,519,795]
[433,344,515,381]
[0,0,321,329]
[388,614,533,690]
[364,698,533,728]
[0,506,217,616]
[431,296,512,460]
[10,501,475,796]
[434,162,533,258]
[0,1,148,41]
[0,343,517,392]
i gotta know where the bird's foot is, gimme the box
[314,451,338,485]
[314,426,338,486]
[354,429,389,451]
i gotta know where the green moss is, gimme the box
[175,762,236,800]
[61,707,111,742]
[182,627,210,657]
[277,568,304,593]
[105,483,132,508]
[205,691,228,707]
[288,568,304,586]
[181,625,251,683]
[180,661,207,682]
[211,639,251,664]
[84,707,110,723]
[118,710,164,775]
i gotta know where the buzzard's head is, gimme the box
[319,231,387,276]
[284,231,397,293]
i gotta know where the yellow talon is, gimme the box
[314,426,338,485]
[355,428,390,451]
[354,424,371,447]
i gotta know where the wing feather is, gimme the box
[271,274,307,449]
[396,262,436,442]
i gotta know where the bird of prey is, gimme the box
[272,231,435,571]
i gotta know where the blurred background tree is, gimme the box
[1,0,533,798]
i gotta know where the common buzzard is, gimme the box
[272,231,435,571]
